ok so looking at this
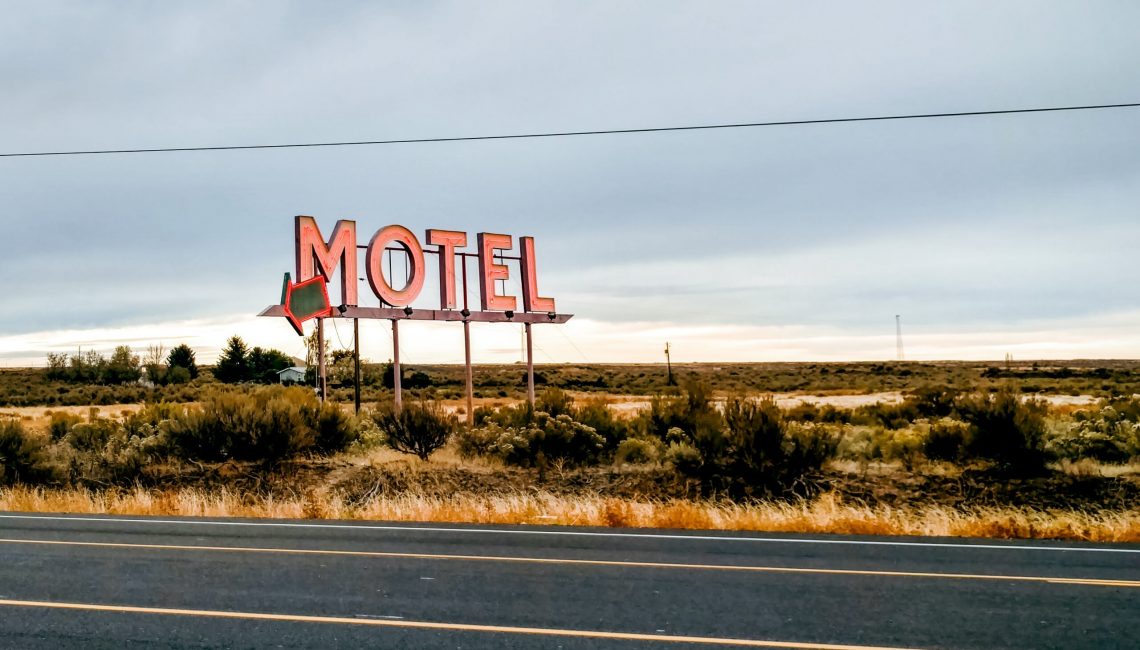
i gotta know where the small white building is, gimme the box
[277,366,307,384]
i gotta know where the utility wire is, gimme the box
[3,102,1138,158]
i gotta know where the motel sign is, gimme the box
[259,216,573,418]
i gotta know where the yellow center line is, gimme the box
[0,597,920,649]
[1,537,1136,589]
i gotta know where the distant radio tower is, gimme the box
[895,315,904,361]
[664,342,675,385]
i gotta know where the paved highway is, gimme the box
[0,513,1136,649]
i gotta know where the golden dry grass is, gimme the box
[0,486,1136,543]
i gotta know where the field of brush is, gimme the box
[1,361,1138,542]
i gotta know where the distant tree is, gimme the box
[214,336,251,383]
[166,365,192,385]
[167,344,199,379]
[104,346,142,384]
[304,329,328,369]
[248,347,294,383]
[143,344,166,385]
[68,349,106,383]
[328,349,356,387]
[45,353,69,380]
[381,361,399,389]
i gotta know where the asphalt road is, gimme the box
[0,513,1136,649]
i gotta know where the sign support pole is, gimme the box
[525,322,535,409]
[317,317,327,402]
[353,317,361,414]
[463,320,474,428]
[392,319,402,414]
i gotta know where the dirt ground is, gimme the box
[0,391,1101,428]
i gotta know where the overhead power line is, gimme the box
[3,102,1138,158]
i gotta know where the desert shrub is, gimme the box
[639,380,722,443]
[783,402,850,424]
[371,400,456,461]
[535,387,573,417]
[613,438,662,465]
[49,412,83,441]
[851,400,919,429]
[834,425,881,461]
[573,398,633,454]
[663,441,702,475]
[781,422,842,476]
[956,388,1048,473]
[66,411,119,454]
[311,401,357,454]
[906,385,960,418]
[165,386,351,463]
[924,419,970,462]
[1048,405,1138,462]
[665,396,837,496]
[455,423,502,460]
[87,424,165,484]
[472,413,604,468]
[347,415,386,454]
[0,420,51,485]
[721,398,837,493]
[475,402,533,428]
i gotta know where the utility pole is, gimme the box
[895,315,904,362]
[664,342,674,385]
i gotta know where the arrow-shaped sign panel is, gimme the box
[280,272,332,335]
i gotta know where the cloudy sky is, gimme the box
[2,2,1139,365]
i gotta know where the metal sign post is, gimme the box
[525,323,535,408]
[392,319,402,414]
[463,319,474,427]
[353,317,361,414]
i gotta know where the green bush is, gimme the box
[956,388,1047,473]
[851,401,919,429]
[1048,405,1138,462]
[165,386,355,463]
[719,398,838,493]
[923,419,970,462]
[470,413,604,468]
[573,398,633,455]
[371,400,456,461]
[455,422,502,460]
[66,411,119,454]
[906,385,959,418]
[659,391,838,495]
[0,420,51,485]
[639,380,722,444]
[663,441,702,475]
[48,411,83,441]
[613,438,662,465]
[535,387,574,417]
[783,402,850,424]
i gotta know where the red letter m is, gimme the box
[295,216,357,307]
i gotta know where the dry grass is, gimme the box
[1,486,1136,543]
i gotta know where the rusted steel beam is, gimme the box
[258,304,572,324]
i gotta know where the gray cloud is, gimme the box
[2,1,1139,358]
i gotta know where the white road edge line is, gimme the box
[0,513,1135,553]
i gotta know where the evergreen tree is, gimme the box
[248,347,294,383]
[214,336,250,383]
[167,344,199,379]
